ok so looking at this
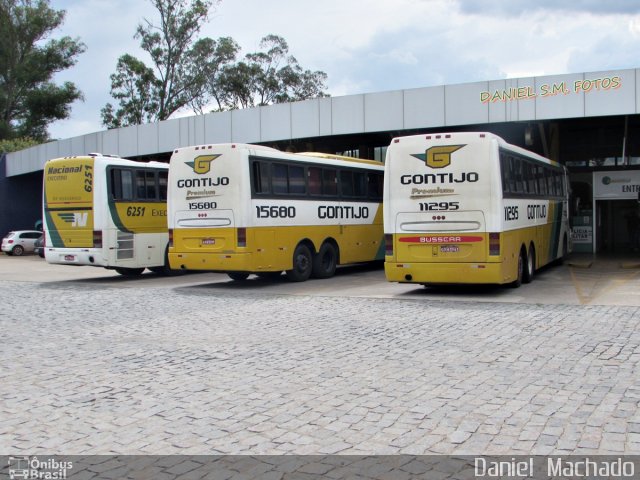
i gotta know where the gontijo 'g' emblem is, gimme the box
[411,145,465,169]
[186,154,221,174]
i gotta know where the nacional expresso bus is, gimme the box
[43,154,171,275]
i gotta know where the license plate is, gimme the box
[202,238,216,245]
[440,245,459,253]
[64,255,76,261]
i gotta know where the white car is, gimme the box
[1,230,43,256]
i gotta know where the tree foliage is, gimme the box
[215,35,328,110]
[102,1,329,127]
[0,0,86,141]
[0,136,39,153]
[101,0,219,128]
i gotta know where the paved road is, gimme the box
[1,254,640,455]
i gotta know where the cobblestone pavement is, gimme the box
[1,279,640,456]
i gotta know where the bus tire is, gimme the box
[150,245,184,276]
[312,242,338,279]
[523,245,535,284]
[228,272,249,281]
[286,244,313,282]
[115,267,145,276]
[511,250,525,288]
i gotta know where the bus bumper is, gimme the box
[169,251,257,272]
[45,248,107,267]
[384,261,511,285]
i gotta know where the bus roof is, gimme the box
[390,132,561,168]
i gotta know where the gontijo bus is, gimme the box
[43,154,171,275]
[168,144,384,281]
[383,132,571,287]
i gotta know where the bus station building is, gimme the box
[2,67,640,254]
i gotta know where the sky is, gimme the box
[46,0,640,140]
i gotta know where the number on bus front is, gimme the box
[418,201,460,211]
[256,205,296,218]
[188,201,217,209]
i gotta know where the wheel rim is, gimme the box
[296,253,310,272]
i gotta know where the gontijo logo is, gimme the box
[186,154,221,174]
[411,145,465,169]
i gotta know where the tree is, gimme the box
[102,0,220,128]
[217,35,328,110]
[0,0,86,141]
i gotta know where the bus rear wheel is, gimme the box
[312,242,337,279]
[523,246,535,284]
[286,244,313,282]
[115,267,145,276]
[510,251,525,288]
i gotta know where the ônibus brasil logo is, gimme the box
[185,154,221,174]
[411,145,465,169]
[8,456,73,479]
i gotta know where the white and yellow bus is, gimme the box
[43,154,171,275]
[168,144,384,281]
[383,132,571,287]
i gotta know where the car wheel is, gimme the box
[12,245,24,256]
[286,244,313,282]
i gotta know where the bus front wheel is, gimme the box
[312,242,337,279]
[286,244,313,282]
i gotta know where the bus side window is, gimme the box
[353,171,366,198]
[121,170,133,200]
[145,170,157,199]
[135,170,147,199]
[322,169,337,196]
[272,164,288,194]
[159,171,168,200]
[526,162,537,196]
[308,167,322,195]
[110,169,122,199]
[368,172,383,200]
[536,165,547,196]
[500,155,510,195]
[289,165,306,194]
[252,161,270,194]
[341,171,354,197]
